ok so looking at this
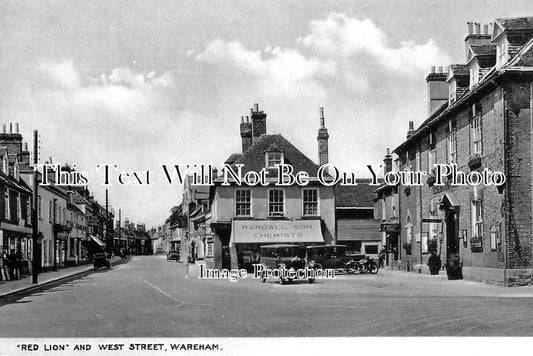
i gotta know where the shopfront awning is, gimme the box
[231,220,324,245]
[89,235,106,248]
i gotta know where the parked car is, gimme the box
[305,244,351,271]
[93,252,110,270]
[259,244,318,284]
[167,250,180,262]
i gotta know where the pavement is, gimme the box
[0,256,125,300]
[3,255,533,337]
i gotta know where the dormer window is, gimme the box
[265,151,283,168]
[496,35,508,68]
[449,79,457,103]
[14,160,19,180]
[469,60,480,89]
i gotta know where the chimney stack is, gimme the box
[240,113,253,152]
[464,21,492,60]
[251,103,267,140]
[15,123,19,134]
[383,148,393,174]
[406,121,416,138]
[317,107,329,166]
[426,65,448,115]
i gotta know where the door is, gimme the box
[445,209,459,257]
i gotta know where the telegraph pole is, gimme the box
[105,189,111,254]
[32,130,39,284]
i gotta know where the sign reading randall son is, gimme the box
[233,220,323,244]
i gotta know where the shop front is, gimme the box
[0,223,33,279]
[229,219,325,269]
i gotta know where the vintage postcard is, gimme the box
[1,1,533,355]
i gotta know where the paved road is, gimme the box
[2,255,533,337]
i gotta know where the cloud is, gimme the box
[196,39,334,100]
[299,13,451,75]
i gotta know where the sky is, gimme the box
[1,0,532,227]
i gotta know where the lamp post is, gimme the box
[31,130,39,284]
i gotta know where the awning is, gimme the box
[337,219,382,241]
[89,235,106,248]
[231,219,324,245]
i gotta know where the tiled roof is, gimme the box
[224,153,242,165]
[497,17,533,31]
[230,134,319,176]
[449,64,470,77]
[335,180,377,208]
[470,44,497,57]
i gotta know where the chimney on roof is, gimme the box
[317,107,329,166]
[251,103,267,140]
[406,121,415,138]
[426,65,448,115]
[464,21,492,60]
[383,148,393,174]
[20,141,30,166]
[240,114,252,153]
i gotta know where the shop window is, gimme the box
[365,244,379,255]
[49,200,53,223]
[235,189,251,216]
[38,196,43,220]
[302,188,318,216]
[268,189,284,217]
[207,241,214,257]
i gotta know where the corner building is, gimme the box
[393,17,533,285]
[208,104,335,269]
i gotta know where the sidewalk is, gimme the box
[0,256,124,299]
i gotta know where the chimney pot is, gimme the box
[9,123,12,133]
[2,124,5,133]
[250,108,253,117]
[430,66,435,73]
[319,107,324,119]
[437,66,443,73]
[386,148,390,156]
[241,116,244,123]
[483,24,489,34]
[467,22,473,34]
[408,121,414,130]
[474,23,481,34]
[253,103,259,113]
[15,123,19,133]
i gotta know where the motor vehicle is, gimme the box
[167,250,180,262]
[345,256,379,274]
[305,244,352,272]
[258,244,318,284]
[93,252,110,270]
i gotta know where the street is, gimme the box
[2,255,533,337]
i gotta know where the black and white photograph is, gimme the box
[1,0,533,354]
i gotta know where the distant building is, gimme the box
[335,180,381,257]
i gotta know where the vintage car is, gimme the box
[305,244,351,271]
[93,252,110,270]
[167,250,180,262]
[258,244,318,284]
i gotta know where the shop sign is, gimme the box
[380,223,400,232]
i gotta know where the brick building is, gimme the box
[390,17,533,285]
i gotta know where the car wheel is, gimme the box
[279,276,286,285]
[308,278,315,284]
[260,271,267,283]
